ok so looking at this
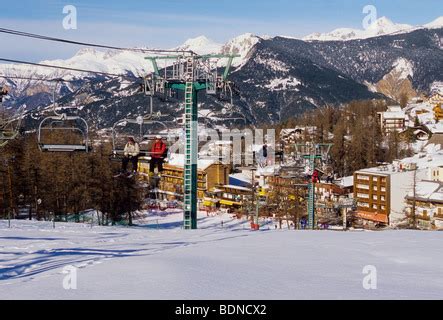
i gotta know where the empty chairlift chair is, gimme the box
[0,101,25,148]
[37,80,91,153]
[38,113,90,152]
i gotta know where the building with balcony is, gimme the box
[377,106,408,133]
[138,154,230,201]
[404,180,443,230]
[353,164,427,227]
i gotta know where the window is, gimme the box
[357,193,369,199]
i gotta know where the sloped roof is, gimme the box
[426,132,443,146]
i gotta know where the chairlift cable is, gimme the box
[0,58,131,78]
[0,27,194,55]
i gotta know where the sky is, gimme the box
[0,0,442,61]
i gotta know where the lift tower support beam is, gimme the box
[145,54,239,229]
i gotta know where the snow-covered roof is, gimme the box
[222,185,252,192]
[229,172,252,184]
[357,143,443,176]
[168,153,219,170]
[406,180,443,202]
[380,106,407,119]
[257,165,281,176]
[426,133,443,146]
[280,127,317,137]
[338,176,354,188]
[425,123,443,134]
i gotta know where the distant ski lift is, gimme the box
[220,105,247,128]
[0,123,19,148]
[218,81,234,106]
[206,70,218,95]
[0,87,24,148]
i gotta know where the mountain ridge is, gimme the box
[303,16,443,41]
[1,20,443,128]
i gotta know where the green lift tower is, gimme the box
[145,53,239,229]
[296,143,333,229]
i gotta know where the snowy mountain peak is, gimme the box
[302,16,442,41]
[367,16,396,30]
[424,16,443,29]
[175,36,223,54]
[222,34,260,54]
[368,16,413,36]
[74,48,103,57]
[0,33,261,91]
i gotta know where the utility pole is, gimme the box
[412,169,417,229]
[7,159,14,228]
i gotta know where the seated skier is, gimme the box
[0,86,9,102]
[150,135,167,176]
[122,137,140,174]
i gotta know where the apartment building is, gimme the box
[138,154,230,201]
[354,165,427,227]
[404,180,443,230]
[377,106,408,133]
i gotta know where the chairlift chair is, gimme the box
[38,113,90,152]
[111,116,179,163]
[0,117,20,148]
[37,80,91,153]
[0,98,25,148]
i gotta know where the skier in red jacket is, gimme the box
[150,135,167,175]
[312,169,319,183]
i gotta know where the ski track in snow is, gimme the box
[0,213,443,300]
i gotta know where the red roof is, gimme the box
[355,211,389,224]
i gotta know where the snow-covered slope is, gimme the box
[424,16,443,29]
[174,35,223,55]
[391,58,414,80]
[221,33,261,66]
[0,48,151,88]
[303,16,442,41]
[1,216,443,299]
